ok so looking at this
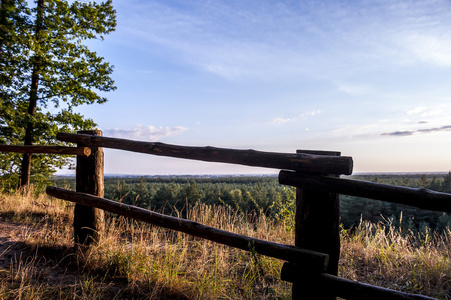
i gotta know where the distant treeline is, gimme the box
[340,173,451,233]
[53,172,451,233]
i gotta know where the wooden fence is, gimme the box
[2,130,449,300]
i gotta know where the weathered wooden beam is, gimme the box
[292,150,341,300]
[56,132,354,175]
[281,263,437,300]
[46,186,329,271]
[74,130,104,247]
[279,171,451,213]
[0,145,91,156]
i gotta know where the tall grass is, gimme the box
[0,188,292,299]
[0,188,449,299]
[340,220,451,299]
[79,202,294,299]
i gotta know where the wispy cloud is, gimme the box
[337,83,371,95]
[402,33,451,67]
[271,117,291,124]
[382,125,451,137]
[104,125,188,141]
[271,110,321,124]
[406,106,444,117]
[406,107,428,115]
[300,110,321,118]
[114,1,451,82]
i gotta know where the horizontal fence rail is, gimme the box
[0,145,91,156]
[279,170,451,213]
[46,186,329,271]
[56,132,353,175]
[281,263,437,300]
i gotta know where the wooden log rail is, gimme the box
[45,186,329,271]
[56,132,353,175]
[0,145,91,156]
[279,170,451,213]
[281,263,437,300]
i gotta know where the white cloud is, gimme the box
[402,34,451,67]
[300,110,321,118]
[406,106,444,117]
[271,117,291,124]
[104,125,188,141]
[406,107,427,115]
[271,110,320,124]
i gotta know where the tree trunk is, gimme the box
[20,0,44,187]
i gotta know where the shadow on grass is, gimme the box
[0,237,191,299]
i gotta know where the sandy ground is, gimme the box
[0,221,33,271]
[0,220,80,287]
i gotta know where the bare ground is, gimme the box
[0,220,190,299]
[0,219,80,287]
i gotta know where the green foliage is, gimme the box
[53,175,297,226]
[341,173,451,233]
[441,171,451,193]
[53,173,451,235]
[0,0,116,188]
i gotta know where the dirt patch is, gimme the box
[0,220,80,286]
[0,221,33,270]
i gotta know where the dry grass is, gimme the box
[0,188,449,299]
[79,209,292,299]
[340,221,451,299]
[0,188,292,299]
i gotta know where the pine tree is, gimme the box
[428,176,441,191]
[442,171,451,193]
[418,174,428,188]
[0,0,116,187]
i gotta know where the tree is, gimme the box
[0,0,32,187]
[0,0,116,187]
[418,174,428,188]
[442,171,451,193]
[428,176,441,191]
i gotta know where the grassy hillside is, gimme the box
[0,188,449,299]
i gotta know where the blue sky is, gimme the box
[70,0,451,175]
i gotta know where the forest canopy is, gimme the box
[0,0,116,187]
[53,173,451,233]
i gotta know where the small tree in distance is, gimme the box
[0,0,116,187]
[442,171,451,193]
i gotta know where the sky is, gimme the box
[68,0,451,175]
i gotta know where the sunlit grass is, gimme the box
[340,220,451,298]
[0,188,449,299]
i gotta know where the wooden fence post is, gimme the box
[292,150,341,300]
[74,130,104,247]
